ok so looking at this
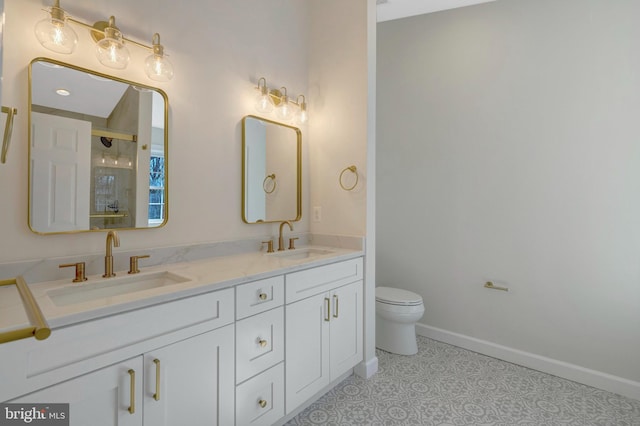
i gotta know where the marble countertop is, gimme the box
[1,245,363,333]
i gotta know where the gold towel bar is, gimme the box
[90,212,129,218]
[92,128,137,142]
[0,276,51,344]
[1,106,18,164]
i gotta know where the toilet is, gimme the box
[375,286,425,355]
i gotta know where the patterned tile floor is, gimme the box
[285,336,640,426]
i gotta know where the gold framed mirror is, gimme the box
[242,115,301,224]
[28,58,168,234]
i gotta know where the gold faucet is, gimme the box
[103,230,120,278]
[278,221,293,251]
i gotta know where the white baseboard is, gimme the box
[355,356,379,379]
[416,323,640,401]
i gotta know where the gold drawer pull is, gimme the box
[258,338,268,348]
[153,359,161,401]
[324,297,330,322]
[259,292,268,300]
[128,369,136,414]
[333,294,339,318]
[258,399,268,408]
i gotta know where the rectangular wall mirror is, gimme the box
[28,58,168,234]
[242,115,301,224]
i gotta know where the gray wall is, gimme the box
[377,0,640,388]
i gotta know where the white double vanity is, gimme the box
[0,244,364,426]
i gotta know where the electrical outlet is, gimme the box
[313,206,322,222]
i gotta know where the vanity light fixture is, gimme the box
[34,0,78,54]
[275,87,294,121]
[93,16,130,70]
[255,77,274,113]
[34,0,174,81]
[295,95,309,125]
[144,34,174,82]
[254,77,309,124]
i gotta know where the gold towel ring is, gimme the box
[263,173,276,194]
[339,165,358,191]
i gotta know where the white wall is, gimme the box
[308,0,369,237]
[0,0,311,261]
[307,0,375,376]
[377,0,640,388]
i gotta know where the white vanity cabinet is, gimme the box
[285,258,364,414]
[234,276,285,426]
[4,288,235,426]
[11,326,235,426]
[11,357,144,426]
[2,253,366,426]
[141,325,234,426]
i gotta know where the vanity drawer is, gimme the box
[236,363,284,426]
[236,275,284,320]
[236,307,284,384]
[286,257,363,304]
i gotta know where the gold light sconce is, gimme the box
[254,77,308,125]
[34,0,174,82]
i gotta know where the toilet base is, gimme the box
[376,314,418,355]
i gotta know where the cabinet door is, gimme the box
[285,293,330,414]
[11,357,143,426]
[330,280,364,381]
[143,324,234,426]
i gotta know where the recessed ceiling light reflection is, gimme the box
[56,88,71,96]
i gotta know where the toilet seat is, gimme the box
[375,287,423,306]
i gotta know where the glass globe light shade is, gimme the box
[297,108,309,124]
[34,16,78,54]
[255,87,274,113]
[144,34,174,82]
[275,96,294,121]
[96,25,130,70]
[295,100,309,125]
[145,54,174,82]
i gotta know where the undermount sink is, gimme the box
[47,271,192,307]
[268,248,334,260]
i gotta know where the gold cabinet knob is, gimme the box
[258,339,267,348]
[259,292,267,300]
[258,399,267,408]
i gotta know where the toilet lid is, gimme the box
[376,287,423,306]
